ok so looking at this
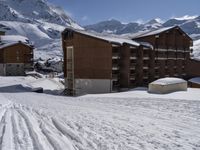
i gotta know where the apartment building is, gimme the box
[62,26,193,95]
[132,26,193,81]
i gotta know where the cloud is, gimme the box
[65,10,73,18]
[81,16,89,21]
[135,19,144,24]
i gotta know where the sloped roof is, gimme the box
[0,35,33,49]
[0,42,32,49]
[0,35,29,44]
[131,26,192,41]
[63,28,151,48]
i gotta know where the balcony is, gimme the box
[143,66,149,70]
[143,52,149,58]
[130,56,137,60]
[130,74,136,80]
[112,64,120,70]
[112,53,120,59]
[112,73,119,80]
[130,51,137,56]
[177,53,184,59]
[157,52,166,58]
[143,76,148,79]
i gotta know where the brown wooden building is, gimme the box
[62,28,153,95]
[0,35,34,76]
[132,26,193,82]
[186,59,200,77]
[62,26,193,95]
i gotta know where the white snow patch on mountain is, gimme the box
[174,15,198,21]
[193,39,200,60]
[0,0,82,60]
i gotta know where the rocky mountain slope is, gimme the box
[85,18,162,35]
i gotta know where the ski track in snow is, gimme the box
[0,91,199,149]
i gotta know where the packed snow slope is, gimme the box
[0,76,200,150]
[0,0,82,59]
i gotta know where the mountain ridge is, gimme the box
[85,16,200,39]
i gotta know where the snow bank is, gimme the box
[150,77,187,85]
[24,78,64,94]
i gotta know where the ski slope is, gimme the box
[0,77,200,150]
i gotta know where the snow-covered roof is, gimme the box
[151,77,187,86]
[0,35,29,44]
[132,26,175,39]
[65,28,144,47]
[189,77,200,84]
[132,26,192,41]
[0,35,32,49]
[0,42,32,49]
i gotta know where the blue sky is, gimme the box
[49,0,200,25]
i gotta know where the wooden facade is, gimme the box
[186,59,200,77]
[132,26,193,82]
[0,42,34,76]
[62,26,193,95]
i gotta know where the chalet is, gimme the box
[62,26,193,96]
[0,35,34,76]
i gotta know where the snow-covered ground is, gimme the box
[0,77,200,150]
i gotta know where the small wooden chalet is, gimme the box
[0,35,34,76]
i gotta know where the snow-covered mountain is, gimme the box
[85,18,163,35]
[85,16,200,60]
[0,0,82,59]
[85,16,200,39]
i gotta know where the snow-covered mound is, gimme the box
[0,0,82,59]
[150,77,187,85]
[24,78,64,94]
